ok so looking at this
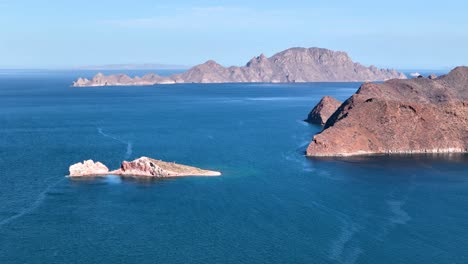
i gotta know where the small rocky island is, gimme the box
[305,96,342,125]
[69,157,221,177]
[306,67,468,156]
[73,47,406,87]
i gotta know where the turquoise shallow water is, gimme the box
[0,70,467,264]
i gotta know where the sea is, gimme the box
[0,69,467,264]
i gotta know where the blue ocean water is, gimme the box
[0,70,467,264]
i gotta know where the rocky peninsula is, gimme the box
[306,67,468,157]
[73,47,406,87]
[69,157,221,177]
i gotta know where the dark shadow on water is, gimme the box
[305,153,468,175]
[307,153,468,164]
[303,153,468,184]
[67,174,215,187]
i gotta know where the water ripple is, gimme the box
[97,127,133,159]
[0,177,64,228]
[329,221,363,264]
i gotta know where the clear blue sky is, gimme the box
[0,0,467,69]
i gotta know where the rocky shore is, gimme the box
[306,67,468,157]
[69,157,221,177]
[73,47,406,87]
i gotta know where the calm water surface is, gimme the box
[0,70,467,264]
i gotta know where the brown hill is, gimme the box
[306,67,468,156]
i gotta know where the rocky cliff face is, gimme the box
[69,157,221,177]
[73,47,406,87]
[305,96,342,125]
[306,66,468,156]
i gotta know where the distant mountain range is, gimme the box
[73,47,407,87]
[74,63,190,70]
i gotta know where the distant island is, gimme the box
[305,67,468,156]
[69,157,221,177]
[72,47,407,87]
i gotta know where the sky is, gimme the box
[0,0,467,69]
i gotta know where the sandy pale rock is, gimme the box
[69,160,110,176]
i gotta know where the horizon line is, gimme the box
[0,66,456,72]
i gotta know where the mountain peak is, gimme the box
[203,60,221,66]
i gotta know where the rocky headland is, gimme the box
[73,47,406,87]
[69,157,221,177]
[306,66,468,157]
[305,96,342,125]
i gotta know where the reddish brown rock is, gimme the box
[111,157,221,177]
[69,160,110,176]
[69,157,221,177]
[306,66,468,156]
[305,96,342,125]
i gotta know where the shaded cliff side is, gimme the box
[305,96,342,125]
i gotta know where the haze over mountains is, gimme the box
[74,63,189,70]
[73,47,407,87]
